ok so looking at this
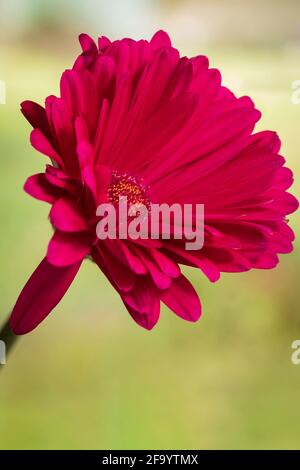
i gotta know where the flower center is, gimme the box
[108,171,150,211]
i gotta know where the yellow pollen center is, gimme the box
[108,172,150,210]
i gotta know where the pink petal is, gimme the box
[162,275,201,322]
[92,244,135,293]
[9,257,81,334]
[98,35,111,52]
[150,30,172,49]
[163,243,220,282]
[130,245,173,290]
[79,33,97,53]
[50,98,78,175]
[121,277,160,330]
[106,240,147,275]
[47,230,93,266]
[50,197,89,232]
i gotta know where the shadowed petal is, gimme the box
[21,100,51,139]
[24,173,62,203]
[92,244,136,293]
[30,128,64,168]
[121,277,160,330]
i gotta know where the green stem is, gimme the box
[0,319,18,366]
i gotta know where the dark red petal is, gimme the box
[123,302,160,330]
[20,100,51,139]
[9,257,81,334]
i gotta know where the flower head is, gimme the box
[10,31,298,334]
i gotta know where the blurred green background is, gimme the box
[0,0,300,450]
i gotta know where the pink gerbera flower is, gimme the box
[9,30,298,335]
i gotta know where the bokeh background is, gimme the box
[0,0,300,450]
